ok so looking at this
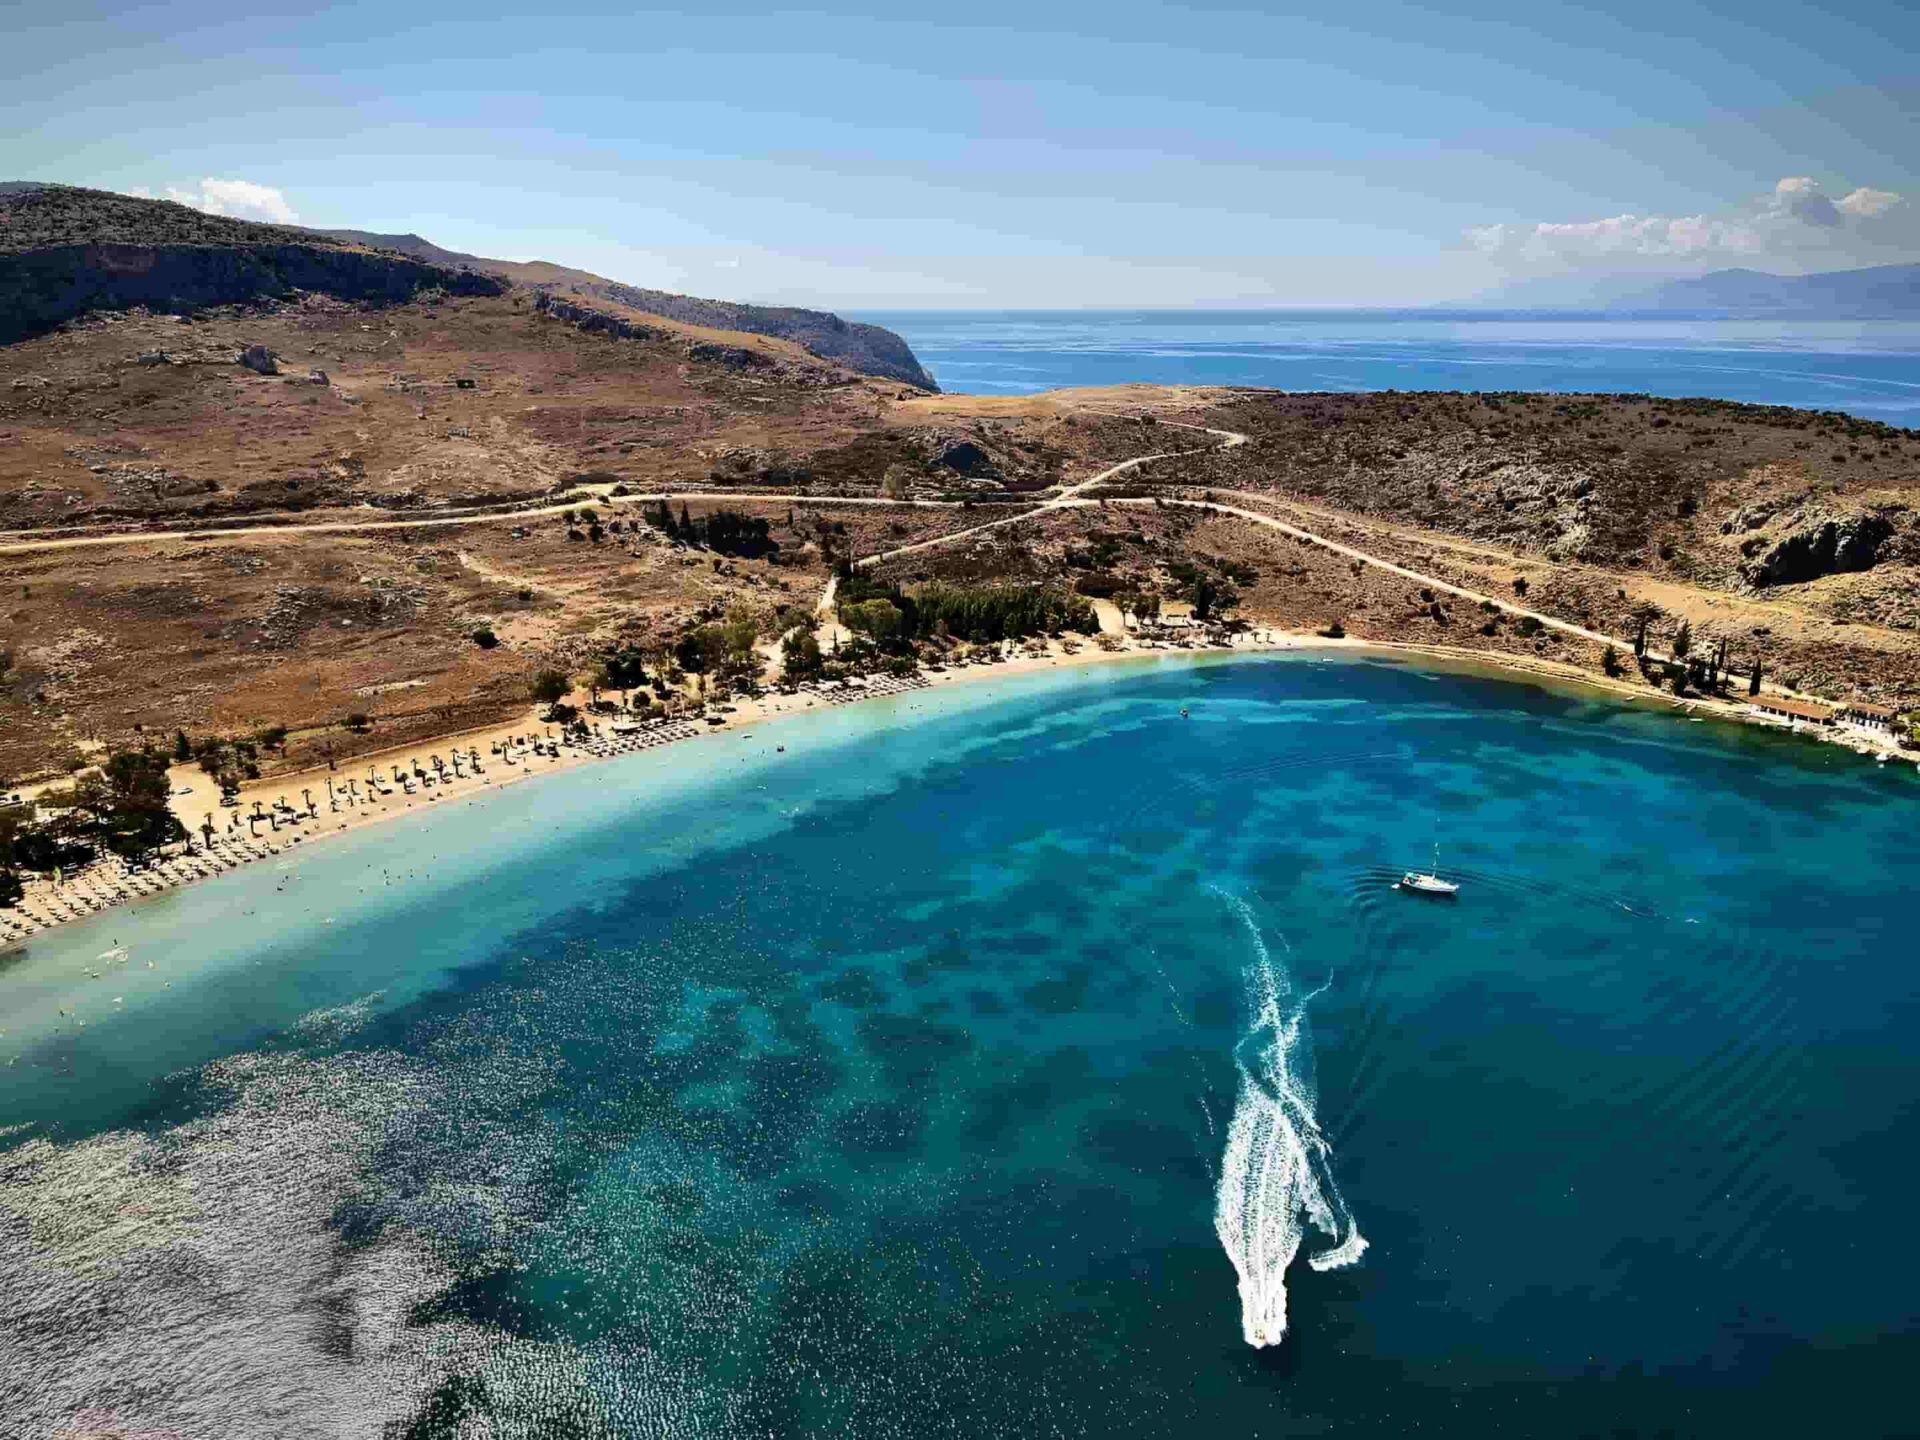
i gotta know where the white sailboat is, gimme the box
[1397,843,1459,897]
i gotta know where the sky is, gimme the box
[4,0,1918,308]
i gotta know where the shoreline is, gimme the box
[2,627,1907,947]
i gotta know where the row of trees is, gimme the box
[836,573,1095,647]
[526,613,780,722]
[639,502,780,559]
[1625,612,1764,697]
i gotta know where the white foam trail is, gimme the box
[1212,891,1366,1348]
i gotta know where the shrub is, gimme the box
[471,627,499,649]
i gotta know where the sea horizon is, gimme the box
[853,308,1920,424]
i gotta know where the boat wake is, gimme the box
[1212,891,1366,1348]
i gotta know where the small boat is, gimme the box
[1396,844,1459,898]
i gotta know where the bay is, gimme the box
[2,653,1915,1436]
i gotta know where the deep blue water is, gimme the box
[858,309,1920,425]
[1,654,1916,1436]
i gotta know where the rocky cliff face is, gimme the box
[534,278,937,391]
[1739,510,1897,586]
[308,231,939,388]
[0,185,937,390]
[0,242,504,344]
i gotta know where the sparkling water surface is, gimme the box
[857,309,1920,424]
[2,653,1916,1436]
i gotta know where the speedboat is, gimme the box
[1396,844,1459,897]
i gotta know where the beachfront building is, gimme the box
[1838,701,1898,733]
[1751,696,1836,727]
[1155,600,1199,629]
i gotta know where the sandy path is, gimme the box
[0,490,977,556]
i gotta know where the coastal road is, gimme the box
[1113,494,1632,653]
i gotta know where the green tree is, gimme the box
[842,598,903,644]
[674,625,729,674]
[781,628,824,682]
[172,730,192,763]
[531,669,570,707]
[1672,620,1692,660]
[602,645,648,699]
[0,865,22,909]
[70,749,184,859]
[723,609,762,668]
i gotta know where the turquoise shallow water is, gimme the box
[2,653,1917,1435]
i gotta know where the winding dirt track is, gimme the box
[839,420,1651,661]
[0,490,965,556]
[0,414,1651,663]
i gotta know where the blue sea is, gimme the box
[858,309,1920,425]
[2,653,1916,1436]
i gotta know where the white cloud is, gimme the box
[140,178,299,224]
[1469,175,1910,271]
[1467,213,1758,261]
[1838,186,1901,219]
[1767,176,1840,228]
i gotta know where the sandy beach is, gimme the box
[0,624,1904,948]
[0,630,1302,943]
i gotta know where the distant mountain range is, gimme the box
[1469,262,1920,318]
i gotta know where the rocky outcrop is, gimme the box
[239,344,279,375]
[533,294,778,374]
[932,438,998,478]
[0,242,505,344]
[531,293,671,345]
[1742,511,1895,586]
[684,338,774,370]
